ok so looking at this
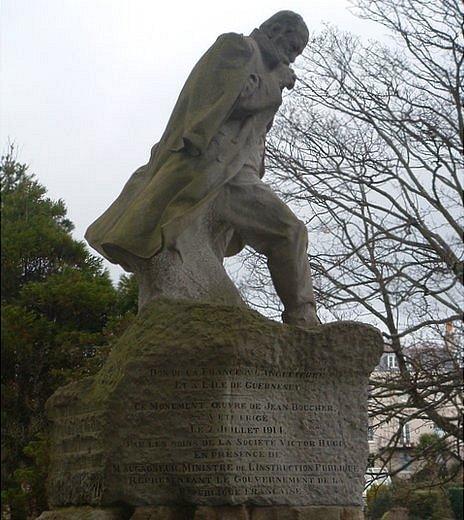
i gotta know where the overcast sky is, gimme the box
[1,0,383,281]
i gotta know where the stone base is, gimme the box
[45,300,382,508]
[38,506,364,520]
[36,507,128,519]
[132,505,364,519]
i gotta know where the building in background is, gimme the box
[367,325,462,479]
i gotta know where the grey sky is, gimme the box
[1,0,381,281]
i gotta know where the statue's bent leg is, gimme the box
[216,173,319,325]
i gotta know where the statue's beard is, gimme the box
[250,29,286,69]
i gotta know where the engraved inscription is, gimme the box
[115,366,356,501]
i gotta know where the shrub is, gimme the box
[447,486,463,520]
[407,489,453,520]
[367,484,394,520]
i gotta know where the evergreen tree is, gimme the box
[0,146,125,518]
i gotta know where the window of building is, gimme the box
[401,422,411,446]
[386,353,398,369]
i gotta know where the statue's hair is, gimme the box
[260,10,309,40]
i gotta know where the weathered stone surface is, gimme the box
[38,506,364,520]
[45,300,382,508]
[249,505,363,519]
[36,507,128,519]
[130,505,194,519]
[193,505,250,520]
[130,506,248,520]
[134,208,244,311]
[129,505,363,520]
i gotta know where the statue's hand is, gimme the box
[278,65,297,90]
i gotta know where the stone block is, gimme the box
[45,300,382,508]
[250,505,363,519]
[193,505,250,520]
[36,507,128,519]
[130,506,194,519]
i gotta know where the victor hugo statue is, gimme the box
[86,10,319,326]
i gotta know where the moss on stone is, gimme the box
[82,300,278,402]
[76,299,382,404]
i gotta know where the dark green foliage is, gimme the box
[447,486,463,520]
[0,147,135,518]
[366,484,394,520]
[406,489,453,520]
[1,435,49,519]
[368,480,457,520]
[19,268,117,332]
[412,433,451,483]
[1,147,99,302]
[116,273,138,315]
[1,304,56,520]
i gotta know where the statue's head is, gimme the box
[260,10,309,64]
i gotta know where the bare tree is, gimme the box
[234,0,463,472]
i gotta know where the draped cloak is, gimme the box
[85,32,265,271]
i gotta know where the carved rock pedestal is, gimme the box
[43,300,382,518]
[38,505,364,519]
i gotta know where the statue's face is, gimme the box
[269,24,308,64]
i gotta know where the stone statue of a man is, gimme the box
[86,11,319,326]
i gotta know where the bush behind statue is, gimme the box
[367,481,458,520]
[447,486,463,520]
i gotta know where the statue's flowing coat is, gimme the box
[85,33,256,269]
